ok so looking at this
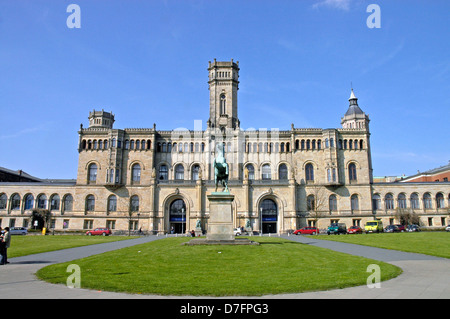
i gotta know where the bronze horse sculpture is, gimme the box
[213,143,229,192]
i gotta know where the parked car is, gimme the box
[347,225,363,234]
[384,225,400,233]
[406,225,421,232]
[446,225,450,232]
[86,228,111,236]
[9,227,28,235]
[365,220,383,233]
[395,224,406,232]
[233,228,241,236]
[293,227,319,235]
[327,223,347,235]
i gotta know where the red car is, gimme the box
[395,224,406,232]
[86,228,112,236]
[347,226,363,234]
[293,227,319,235]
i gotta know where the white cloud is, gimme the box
[312,0,352,11]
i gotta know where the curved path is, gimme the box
[0,235,448,299]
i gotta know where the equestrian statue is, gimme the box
[213,143,229,192]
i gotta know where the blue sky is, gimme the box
[0,0,449,179]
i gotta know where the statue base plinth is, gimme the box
[183,192,259,246]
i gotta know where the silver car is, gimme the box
[9,227,28,235]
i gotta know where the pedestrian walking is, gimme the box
[0,227,10,265]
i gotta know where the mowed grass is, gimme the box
[8,235,138,258]
[318,232,450,259]
[36,237,401,296]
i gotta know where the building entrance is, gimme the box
[169,199,186,234]
[260,199,277,234]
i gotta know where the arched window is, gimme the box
[423,193,432,209]
[11,194,21,210]
[132,164,141,182]
[278,164,288,180]
[50,194,60,211]
[436,193,444,208]
[348,163,357,181]
[246,164,255,180]
[262,164,271,180]
[372,194,381,210]
[0,194,7,210]
[159,165,168,180]
[108,195,117,212]
[130,195,139,212]
[88,163,97,182]
[86,195,95,211]
[305,163,314,182]
[398,193,407,209]
[175,164,184,180]
[351,194,359,211]
[37,194,48,209]
[385,193,394,210]
[24,194,34,210]
[410,193,419,209]
[220,94,226,114]
[63,194,73,212]
[192,165,200,181]
[307,195,315,211]
[329,194,337,212]
[125,140,130,149]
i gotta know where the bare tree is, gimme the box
[307,185,328,234]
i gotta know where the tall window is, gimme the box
[159,165,168,180]
[0,194,7,210]
[398,193,407,209]
[327,168,336,182]
[348,163,357,181]
[88,163,97,182]
[220,94,226,114]
[86,195,95,211]
[305,163,314,182]
[262,164,271,180]
[192,165,200,181]
[278,164,288,180]
[351,194,359,211]
[132,164,141,183]
[37,194,48,209]
[385,194,394,210]
[50,195,60,211]
[24,194,34,210]
[130,195,139,212]
[436,193,444,209]
[108,195,117,212]
[307,195,315,211]
[329,195,337,212]
[372,194,381,210]
[63,194,73,212]
[423,193,432,209]
[175,164,184,180]
[246,164,255,180]
[410,193,419,209]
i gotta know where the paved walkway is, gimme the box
[0,234,449,299]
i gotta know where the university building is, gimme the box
[1,60,449,233]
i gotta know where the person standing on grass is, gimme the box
[0,227,11,265]
[0,227,4,264]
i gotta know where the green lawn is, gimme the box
[36,237,401,296]
[318,232,450,259]
[8,235,138,258]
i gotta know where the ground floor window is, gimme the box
[83,219,93,229]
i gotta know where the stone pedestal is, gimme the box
[207,192,235,241]
[183,192,259,246]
